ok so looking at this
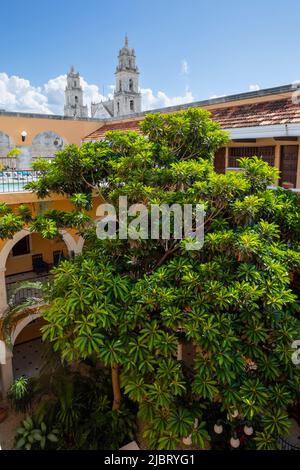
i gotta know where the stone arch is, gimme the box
[0,229,83,271]
[31,131,67,161]
[11,313,41,346]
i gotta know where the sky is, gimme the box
[1,0,300,115]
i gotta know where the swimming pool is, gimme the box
[0,181,30,192]
[0,171,39,193]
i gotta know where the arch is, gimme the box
[32,131,66,148]
[11,313,41,346]
[31,131,67,161]
[0,229,84,271]
[0,131,15,160]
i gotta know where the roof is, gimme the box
[84,119,141,141]
[83,96,300,141]
[211,98,300,128]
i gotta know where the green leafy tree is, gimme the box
[1,108,300,449]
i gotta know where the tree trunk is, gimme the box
[111,364,121,410]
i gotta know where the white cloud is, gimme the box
[181,59,189,76]
[141,88,194,110]
[0,72,51,113]
[0,71,195,115]
[249,84,260,91]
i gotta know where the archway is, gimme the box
[0,228,84,394]
[0,228,83,272]
[0,131,15,167]
[11,314,47,380]
[31,131,67,162]
[0,228,84,313]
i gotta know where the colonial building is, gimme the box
[2,81,300,396]
[64,66,88,118]
[91,35,142,118]
[85,84,300,189]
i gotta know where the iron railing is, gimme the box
[0,156,17,169]
[6,274,50,307]
[0,170,40,193]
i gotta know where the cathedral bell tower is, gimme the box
[64,66,88,118]
[113,35,142,117]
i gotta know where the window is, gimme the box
[75,96,78,103]
[228,146,275,168]
[129,79,133,91]
[12,236,30,257]
[117,102,120,113]
[130,100,134,111]
[74,81,77,87]
[119,80,122,92]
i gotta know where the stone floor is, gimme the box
[13,337,47,379]
[0,404,24,450]
[284,419,300,449]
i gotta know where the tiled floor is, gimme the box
[286,419,300,448]
[12,338,47,379]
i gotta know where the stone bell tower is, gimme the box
[64,66,88,118]
[113,35,142,117]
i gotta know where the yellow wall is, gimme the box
[0,193,103,278]
[15,317,47,345]
[5,232,68,276]
[0,114,102,147]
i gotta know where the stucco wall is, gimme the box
[5,232,68,276]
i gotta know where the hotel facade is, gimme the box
[1,82,300,395]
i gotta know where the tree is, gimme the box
[1,108,300,449]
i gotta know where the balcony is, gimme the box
[6,272,50,307]
[0,170,40,193]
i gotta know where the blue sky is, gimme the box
[1,0,300,114]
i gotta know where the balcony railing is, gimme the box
[0,170,40,193]
[0,156,17,168]
[6,274,50,307]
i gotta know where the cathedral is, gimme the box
[64,36,142,119]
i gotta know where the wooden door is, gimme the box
[279,145,299,188]
[214,147,226,173]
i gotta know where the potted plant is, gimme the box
[7,376,34,413]
[281,181,294,189]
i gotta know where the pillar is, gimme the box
[16,146,32,170]
[177,343,183,361]
[0,267,8,317]
[274,143,281,187]
[0,343,13,399]
[296,142,300,189]
[225,146,229,171]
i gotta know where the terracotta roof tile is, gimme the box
[83,98,300,141]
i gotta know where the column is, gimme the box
[274,144,281,187]
[0,343,13,399]
[225,146,229,172]
[16,146,32,170]
[0,267,8,317]
[296,142,300,189]
[177,343,183,361]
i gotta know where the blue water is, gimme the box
[0,182,29,192]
